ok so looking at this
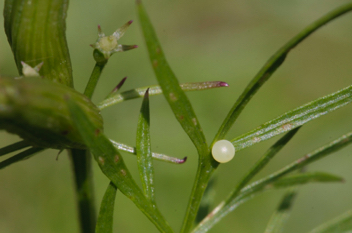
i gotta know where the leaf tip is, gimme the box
[180,156,187,164]
[114,76,128,92]
[144,88,150,99]
[219,82,229,87]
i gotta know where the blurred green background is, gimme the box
[1,0,352,232]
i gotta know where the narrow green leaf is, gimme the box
[4,0,73,86]
[226,128,300,207]
[0,140,31,156]
[0,147,44,169]
[193,172,342,233]
[136,89,155,203]
[136,0,208,156]
[264,188,298,233]
[110,139,187,164]
[231,85,352,151]
[98,81,228,110]
[95,182,117,233]
[309,210,352,233]
[68,99,173,233]
[213,3,352,142]
[273,172,343,187]
[193,131,352,232]
[137,3,214,230]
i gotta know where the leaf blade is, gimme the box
[136,90,155,203]
[193,131,352,232]
[68,99,173,233]
[213,3,352,142]
[95,182,117,233]
[136,1,208,156]
[232,85,352,151]
[98,81,228,110]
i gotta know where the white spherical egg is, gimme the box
[212,140,235,163]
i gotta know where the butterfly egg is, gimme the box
[212,140,235,163]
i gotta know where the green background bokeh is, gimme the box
[1,1,352,232]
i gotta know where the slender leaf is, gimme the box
[0,140,31,156]
[231,85,352,151]
[213,3,352,142]
[273,172,343,187]
[230,128,300,203]
[0,147,44,169]
[193,131,352,232]
[98,81,228,110]
[309,210,352,233]
[4,0,73,86]
[137,3,215,231]
[68,99,173,233]
[193,172,343,233]
[136,0,208,156]
[95,182,117,233]
[136,89,155,203]
[110,139,187,164]
[264,188,298,233]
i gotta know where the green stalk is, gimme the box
[69,53,109,233]
[69,149,96,233]
[84,61,107,99]
[69,61,107,233]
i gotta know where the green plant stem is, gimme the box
[181,156,216,233]
[69,149,96,233]
[69,59,107,233]
[84,61,107,99]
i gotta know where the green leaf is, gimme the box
[264,188,298,233]
[0,147,44,169]
[273,172,343,187]
[110,139,187,164]
[136,0,208,156]
[136,89,155,203]
[4,0,73,87]
[0,140,31,156]
[226,128,300,208]
[95,182,117,233]
[67,98,173,233]
[193,172,342,233]
[137,3,214,231]
[309,210,352,233]
[98,81,228,110]
[193,131,352,232]
[213,3,352,142]
[231,85,352,152]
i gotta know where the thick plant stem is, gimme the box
[84,62,107,99]
[69,149,96,233]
